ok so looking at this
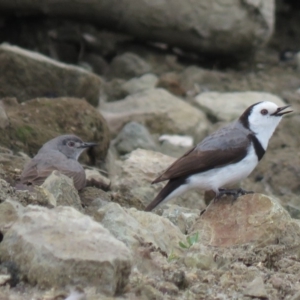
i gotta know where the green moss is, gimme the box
[15,125,35,143]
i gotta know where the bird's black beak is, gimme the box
[271,105,293,117]
[79,142,98,149]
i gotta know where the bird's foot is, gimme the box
[214,188,254,203]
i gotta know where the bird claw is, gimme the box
[214,188,254,203]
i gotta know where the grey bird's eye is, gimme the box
[260,109,268,115]
[68,141,75,147]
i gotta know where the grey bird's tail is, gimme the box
[145,177,187,211]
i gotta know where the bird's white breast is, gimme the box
[187,145,259,192]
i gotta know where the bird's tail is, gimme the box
[145,177,187,211]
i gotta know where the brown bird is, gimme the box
[20,135,97,190]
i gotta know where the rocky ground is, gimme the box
[0,1,300,299]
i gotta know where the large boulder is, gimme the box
[0,97,110,161]
[0,204,132,295]
[95,202,185,256]
[101,88,209,140]
[0,44,103,106]
[0,0,274,57]
[111,148,206,210]
[190,194,300,247]
[194,91,286,122]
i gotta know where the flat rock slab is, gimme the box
[0,205,132,295]
[0,44,102,106]
[195,92,286,122]
[102,88,209,140]
[191,194,300,247]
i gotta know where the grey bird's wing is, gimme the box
[20,151,86,190]
[153,122,251,183]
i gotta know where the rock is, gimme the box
[0,101,9,129]
[157,72,185,96]
[95,202,185,255]
[183,247,216,270]
[159,135,193,147]
[80,53,109,76]
[191,193,300,247]
[179,66,226,96]
[122,74,158,95]
[0,200,22,233]
[0,97,110,161]
[111,149,206,210]
[85,169,111,190]
[0,44,102,106]
[41,171,83,211]
[243,276,268,298]
[194,92,286,122]
[0,1,274,57]
[101,88,209,140]
[0,205,132,295]
[158,135,193,158]
[109,53,152,79]
[113,122,157,155]
[101,78,128,102]
[79,187,111,215]
[159,204,200,234]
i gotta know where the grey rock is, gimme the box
[102,88,209,141]
[111,149,206,210]
[0,97,110,162]
[114,122,157,155]
[194,91,286,122]
[102,78,128,102]
[0,44,102,106]
[95,202,185,255]
[0,1,275,57]
[41,171,83,211]
[159,204,200,234]
[0,101,9,129]
[243,276,268,298]
[109,52,152,79]
[0,205,132,295]
[122,74,158,95]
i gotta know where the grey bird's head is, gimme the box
[39,134,98,160]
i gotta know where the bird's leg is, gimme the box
[214,188,254,203]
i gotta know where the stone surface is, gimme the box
[95,202,185,255]
[122,74,158,95]
[194,91,286,122]
[111,149,206,210]
[0,200,22,234]
[0,1,275,57]
[159,204,200,234]
[191,194,300,247]
[243,276,268,298]
[0,44,102,106]
[109,52,152,79]
[0,97,110,161]
[113,121,157,155]
[41,171,83,211]
[0,205,132,295]
[101,88,209,140]
[0,101,9,129]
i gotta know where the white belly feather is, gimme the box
[162,145,258,203]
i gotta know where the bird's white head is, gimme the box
[239,101,292,150]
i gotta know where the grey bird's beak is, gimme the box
[271,105,293,117]
[79,142,98,149]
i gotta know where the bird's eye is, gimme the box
[68,141,75,147]
[260,109,268,115]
